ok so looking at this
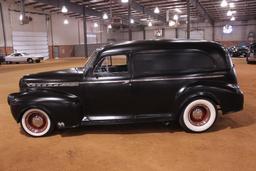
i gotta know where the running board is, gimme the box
[81,113,174,126]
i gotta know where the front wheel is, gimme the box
[179,99,217,133]
[27,58,33,63]
[21,108,54,137]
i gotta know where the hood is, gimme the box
[22,67,84,82]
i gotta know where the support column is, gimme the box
[83,6,88,57]
[128,0,132,40]
[186,0,190,39]
[143,26,146,40]
[212,22,215,41]
[175,28,178,38]
[0,2,7,55]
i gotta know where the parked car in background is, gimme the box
[4,52,44,64]
[246,43,256,64]
[8,40,244,137]
[228,45,250,57]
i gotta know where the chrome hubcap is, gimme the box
[188,105,210,126]
[25,111,48,133]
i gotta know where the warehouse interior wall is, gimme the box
[0,0,256,58]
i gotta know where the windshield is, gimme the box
[84,50,98,73]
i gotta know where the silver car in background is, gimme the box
[4,52,44,64]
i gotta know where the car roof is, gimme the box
[101,39,224,52]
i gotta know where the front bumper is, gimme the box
[8,93,23,122]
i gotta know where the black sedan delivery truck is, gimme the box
[8,40,244,137]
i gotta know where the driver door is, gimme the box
[82,53,132,116]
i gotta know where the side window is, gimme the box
[94,54,128,75]
[14,53,21,56]
[133,50,216,77]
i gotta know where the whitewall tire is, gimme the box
[21,108,54,137]
[179,99,217,132]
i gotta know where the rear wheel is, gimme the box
[27,58,33,63]
[21,108,54,137]
[179,99,217,132]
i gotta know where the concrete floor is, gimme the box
[0,58,256,170]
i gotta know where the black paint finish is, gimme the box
[8,40,244,128]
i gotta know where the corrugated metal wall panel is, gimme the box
[12,31,49,59]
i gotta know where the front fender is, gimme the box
[8,89,83,127]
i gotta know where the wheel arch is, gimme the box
[174,90,220,119]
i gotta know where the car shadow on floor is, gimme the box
[56,122,182,137]
[56,114,255,137]
[19,113,256,137]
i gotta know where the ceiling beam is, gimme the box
[34,0,102,17]
[118,0,166,23]
[189,0,214,25]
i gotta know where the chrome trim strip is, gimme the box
[26,82,80,87]
[82,80,129,84]
[88,116,128,120]
[132,75,224,83]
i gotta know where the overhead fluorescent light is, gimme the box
[130,19,134,24]
[230,16,235,21]
[108,24,112,29]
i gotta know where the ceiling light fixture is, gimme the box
[169,20,175,27]
[121,0,129,3]
[227,10,233,16]
[19,14,23,21]
[61,5,68,13]
[148,21,152,27]
[130,19,134,24]
[230,16,235,21]
[154,7,160,14]
[173,14,179,21]
[64,19,69,25]
[108,24,112,29]
[223,24,233,34]
[94,22,99,28]
[175,8,182,13]
[103,13,108,20]
[229,3,235,8]
[221,0,228,7]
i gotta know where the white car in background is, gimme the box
[4,52,44,64]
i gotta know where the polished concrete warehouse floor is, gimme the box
[0,58,256,170]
